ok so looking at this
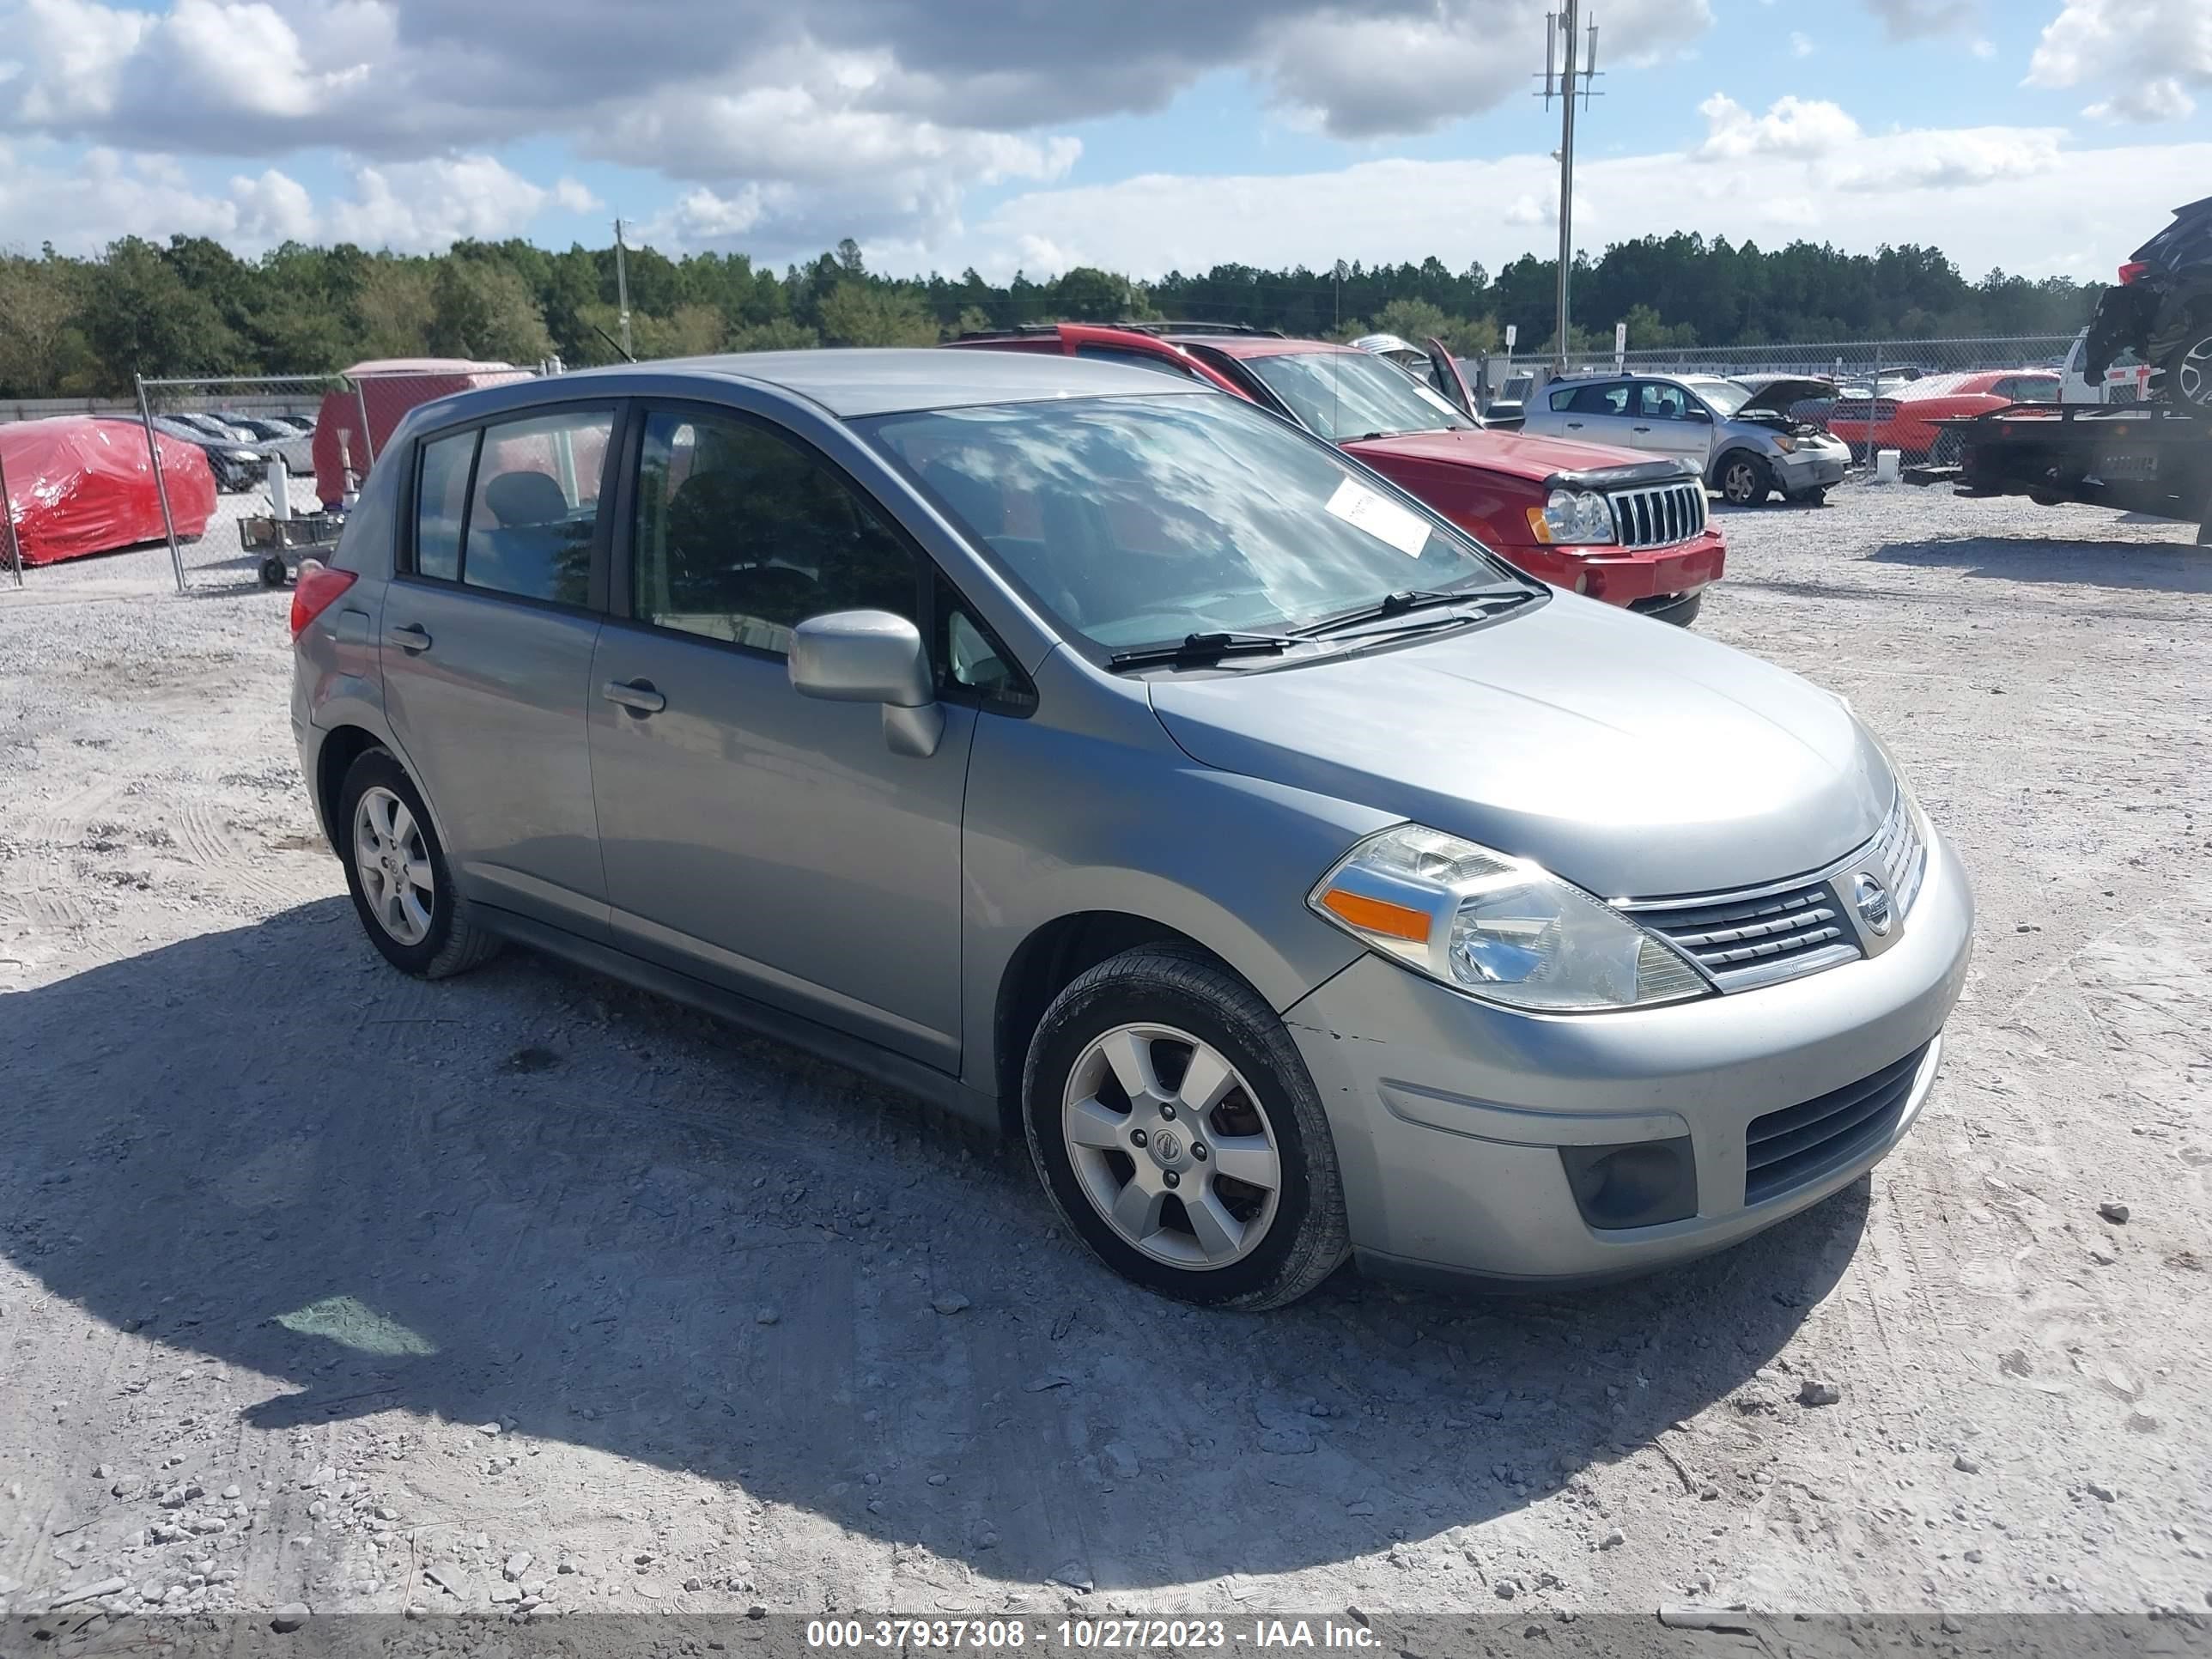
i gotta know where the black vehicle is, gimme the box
[151,416,266,493]
[2083,193,2212,411]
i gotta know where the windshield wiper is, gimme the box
[1107,630,1300,670]
[1295,586,1523,637]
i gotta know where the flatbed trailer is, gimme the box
[1915,403,2212,543]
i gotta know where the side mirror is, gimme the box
[788,610,944,758]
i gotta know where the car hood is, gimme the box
[1148,593,1893,899]
[1341,426,1649,483]
[1735,378,1836,415]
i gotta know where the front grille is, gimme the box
[1745,1042,1929,1205]
[1635,881,1855,991]
[1607,479,1708,549]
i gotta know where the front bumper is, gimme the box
[1282,828,1973,1285]
[1510,526,1726,607]
[1775,447,1849,489]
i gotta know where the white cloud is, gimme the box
[1693,94,1861,161]
[957,118,2210,287]
[1860,0,1976,39]
[1790,32,1814,58]
[2028,0,2212,123]
[0,145,586,254]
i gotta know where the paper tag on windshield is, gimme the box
[1325,476,1430,557]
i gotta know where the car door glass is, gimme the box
[414,431,473,581]
[459,410,612,605]
[1638,383,1689,421]
[1565,383,1632,416]
[631,409,921,657]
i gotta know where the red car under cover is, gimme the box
[0,417,216,567]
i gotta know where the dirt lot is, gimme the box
[1,483,2207,1625]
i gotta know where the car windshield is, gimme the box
[866,392,1530,657]
[1694,380,1751,416]
[1241,349,1476,442]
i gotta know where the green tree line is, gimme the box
[0,229,2100,398]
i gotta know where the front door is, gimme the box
[1550,379,1642,448]
[1630,380,1717,466]
[586,404,975,1071]
[378,404,617,935]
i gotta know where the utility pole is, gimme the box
[1539,4,1601,373]
[1334,259,1348,331]
[612,217,634,359]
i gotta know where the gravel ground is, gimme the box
[1,481,2207,1626]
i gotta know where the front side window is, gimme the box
[629,408,920,657]
[867,393,1531,658]
[1241,349,1476,442]
[1638,382,1693,421]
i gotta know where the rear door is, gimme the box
[379,402,618,936]
[586,401,975,1069]
[1546,379,1640,447]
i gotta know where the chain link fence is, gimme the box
[135,365,540,592]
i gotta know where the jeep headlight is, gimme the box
[1310,825,1711,1012]
[1533,489,1616,545]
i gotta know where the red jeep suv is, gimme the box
[947,322,1725,624]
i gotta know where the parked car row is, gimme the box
[145,410,318,493]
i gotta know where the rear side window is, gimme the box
[1557,382,1630,415]
[629,408,921,657]
[409,407,614,605]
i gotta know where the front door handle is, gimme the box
[1565,421,1583,429]
[385,623,432,653]
[603,678,666,715]
[1632,425,1653,433]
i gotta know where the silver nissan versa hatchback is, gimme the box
[290,349,1972,1310]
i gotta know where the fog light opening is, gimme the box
[1559,1137,1698,1230]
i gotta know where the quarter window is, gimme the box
[629,409,921,657]
[414,432,471,582]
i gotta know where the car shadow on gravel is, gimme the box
[3,903,1863,1591]
[1873,535,2212,594]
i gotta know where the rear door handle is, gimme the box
[384,623,431,653]
[1565,421,1583,429]
[1632,425,1653,433]
[602,678,666,715]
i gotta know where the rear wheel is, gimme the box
[1022,947,1348,1310]
[337,748,502,979]
[1928,429,1965,467]
[1717,453,1771,506]
[2166,327,2212,411]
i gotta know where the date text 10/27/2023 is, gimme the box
[805,1618,1382,1650]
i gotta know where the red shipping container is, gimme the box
[313,359,532,507]
[0,417,216,566]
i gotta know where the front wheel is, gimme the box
[1717,453,1772,506]
[1022,947,1349,1310]
[1788,486,1828,507]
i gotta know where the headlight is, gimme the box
[1309,824,1711,1012]
[1771,434,1797,453]
[1533,489,1616,545]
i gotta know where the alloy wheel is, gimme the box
[1060,1023,1282,1270]
[352,785,435,946]
[1723,460,1759,503]
[2178,336,2212,409]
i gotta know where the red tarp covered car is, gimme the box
[0,417,216,566]
[313,358,531,507]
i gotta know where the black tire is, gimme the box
[1637,590,1703,628]
[2164,327,2212,411]
[336,747,502,980]
[1022,946,1349,1310]
[1787,487,1828,507]
[1928,429,1964,467]
[259,556,289,588]
[1716,452,1771,506]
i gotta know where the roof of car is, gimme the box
[1158,333,1358,361]
[560,346,1204,416]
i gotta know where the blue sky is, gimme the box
[2,0,2207,282]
